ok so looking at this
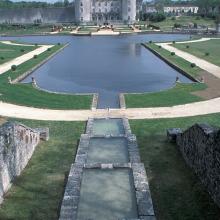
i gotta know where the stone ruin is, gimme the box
[167,123,220,208]
[0,122,49,204]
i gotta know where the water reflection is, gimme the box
[0,34,192,108]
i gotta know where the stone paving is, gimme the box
[59,117,156,220]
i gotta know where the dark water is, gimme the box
[0,34,192,108]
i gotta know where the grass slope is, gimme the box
[125,83,206,108]
[130,114,220,220]
[0,44,92,109]
[0,119,85,220]
[174,39,220,67]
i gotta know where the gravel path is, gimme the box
[0,98,220,121]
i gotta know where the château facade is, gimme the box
[75,0,143,24]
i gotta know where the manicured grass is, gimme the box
[173,39,220,67]
[0,119,85,220]
[0,44,92,109]
[130,114,220,220]
[147,43,202,79]
[0,41,36,64]
[151,16,215,31]
[125,83,206,108]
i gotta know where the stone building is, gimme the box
[75,0,143,24]
[164,5,199,14]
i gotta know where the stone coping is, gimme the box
[75,133,141,165]
[86,117,132,136]
[59,163,155,220]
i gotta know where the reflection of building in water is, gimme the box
[128,43,141,57]
[75,0,143,24]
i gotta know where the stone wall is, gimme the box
[0,7,75,24]
[0,122,46,204]
[174,123,220,207]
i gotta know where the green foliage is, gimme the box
[143,13,166,22]
[11,65,17,71]
[171,52,175,56]
[191,63,196,68]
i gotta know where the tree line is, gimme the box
[0,0,72,8]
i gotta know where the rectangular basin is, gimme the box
[87,137,129,164]
[92,118,125,136]
[77,168,138,220]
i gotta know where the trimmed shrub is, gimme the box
[0,57,4,60]
[205,52,210,56]
[35,43,38,47]
[191,63,196,68]
[158,45,161,49]
[171,52,175,56]
[11,65,17,71]
[33,54,38,59]
[172,41,175,44]
[57,43,61,45]
[186,45,190,49]
[149,40,152,44]
[47,48,51,51]
[20,48,25,52]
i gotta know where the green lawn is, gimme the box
[130,114,220,220]
[0,41,37,64]
[0,119,85,220]
[173,39,220,67]
[151,16,215,31]
[0,44,92,109]
[125,83,206,108]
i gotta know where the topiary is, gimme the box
[186,45,190,49]
[191,63,196,68]
[205,52,210,56]
[20,48,25,52]
[171,52,175,56]
[149,40,152,44]
[11,65,17,71]
[33,55,38,59]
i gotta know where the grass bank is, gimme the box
[0,44,92,109]
[0,119,85,220]
[130,113,220,220]
[125,83,206,108]
[173,39,220,67]
[125,42,206,108]
[0,41,37,64]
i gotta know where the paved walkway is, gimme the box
[92,29,120,36]
[0,41,53,75]
[176,37,219,44]
[0,97,220,121]
[157,38,220,79]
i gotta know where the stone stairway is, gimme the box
[59,118,156,220]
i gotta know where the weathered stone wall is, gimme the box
[0,7,75,24]
[176,123,220,207]
[0,122,41,203]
